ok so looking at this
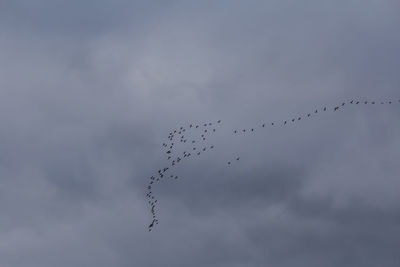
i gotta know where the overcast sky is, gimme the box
[1,1,400,266]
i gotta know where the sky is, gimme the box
[0,1,400,266]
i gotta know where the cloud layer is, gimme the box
[0,1,400,266]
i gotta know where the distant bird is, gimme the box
[228,162,231,165]
[243,129,246,132]
[292,119,295,122]
[298,117,301,120]
[149,220,154,228]
[284,121,287,124]
[193,147,196,150]
[210,145,214,149]
[196,125,199,128]
[234,130,237,133]
[217,120,221,123]
[307,114,311,117]
[334,107,339,111]
[364,101,368,104]
[203,123,207,126]
[209,123,212,126]
[197,152,200,155]
[190,124,192,128]
[251,128,254,131]
[271,122,274,125]
[175,176,178,179]
[342,102,345,106]
[236,157,240,161]
[356,101,360,104]
[203,147,206,151]
[323,107,327,111]
[315,109,318,113]
[350,100,354,104]
[213,129,216,132]
[262,124,265,127]
[204,129,207,132]
[389,101,392,104]
[371,101,375,104]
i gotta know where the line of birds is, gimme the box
[147,98,400,231]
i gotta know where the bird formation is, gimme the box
[146,119,222,231]
[147,98,400,231]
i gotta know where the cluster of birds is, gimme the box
[146,120,222,231]
[147,98,400,231]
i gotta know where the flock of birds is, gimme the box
[146,98,400,231]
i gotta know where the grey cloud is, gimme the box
[0,1,400,266]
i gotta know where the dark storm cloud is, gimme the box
[0,0,400,266]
